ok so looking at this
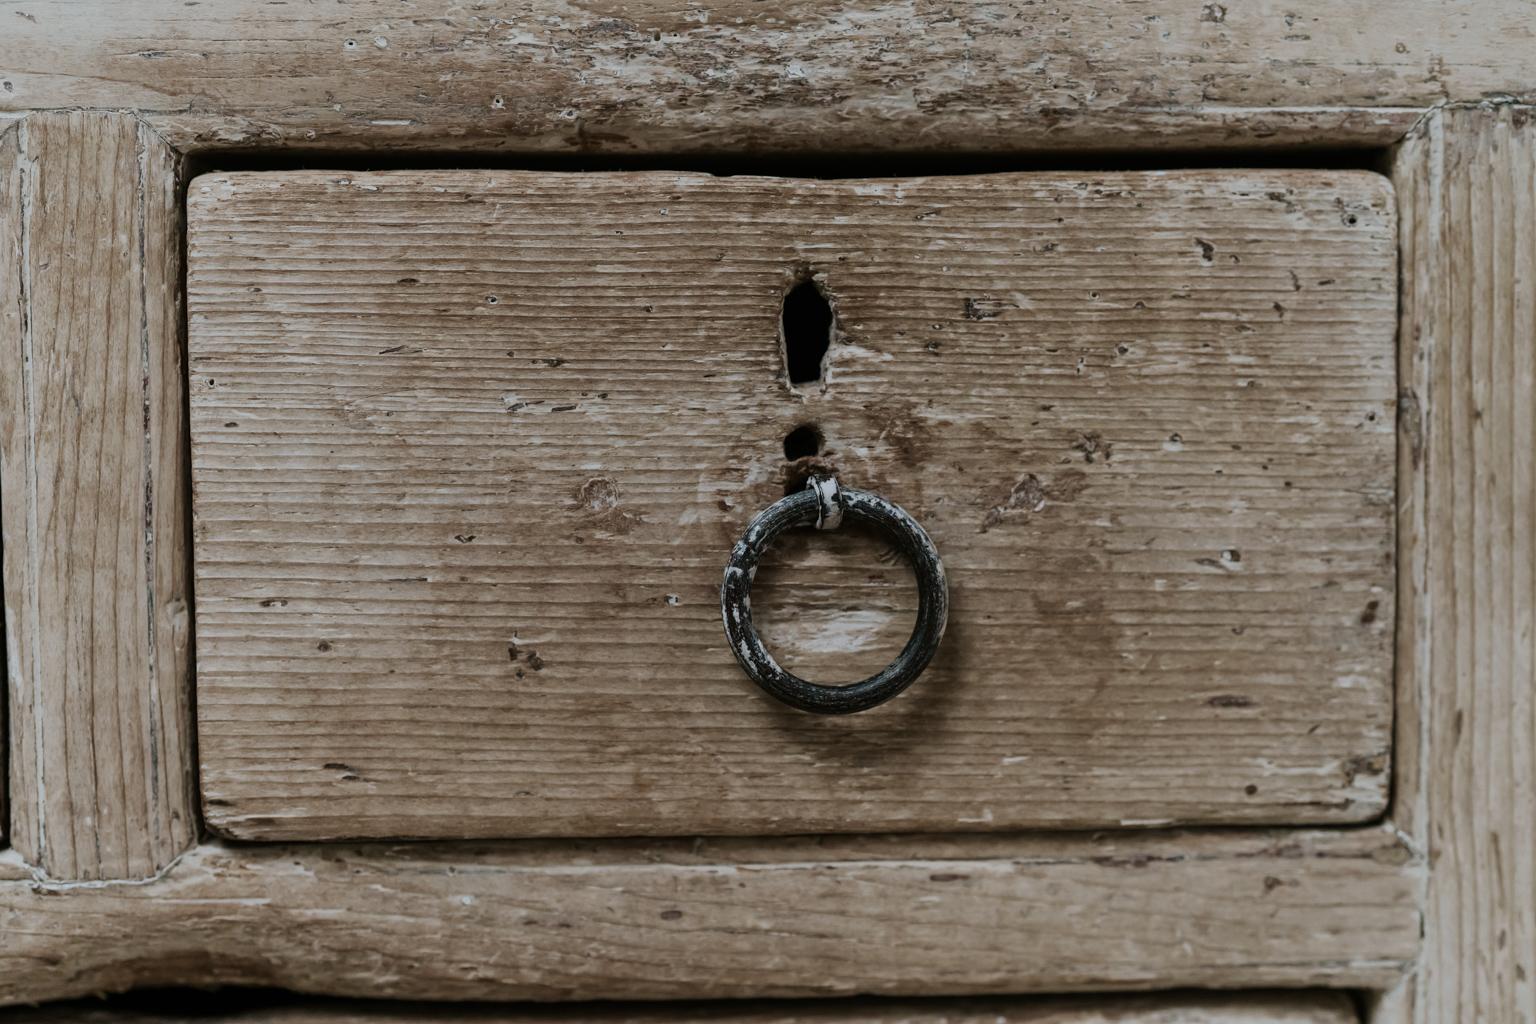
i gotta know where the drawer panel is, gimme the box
[187,169,1395,840]
[3,993,1360,1022]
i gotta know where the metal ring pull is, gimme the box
[720,476,949,715]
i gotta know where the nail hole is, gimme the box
[783,423,823,462]
[782,424,825,495]
[782,275,834,387]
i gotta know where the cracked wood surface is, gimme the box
[187,169,1396,841]
[1394,104,1536,1024]
[0,110,196,879]
[1,2,1535,153]
[0,829,1417,1004]
[0,993,1361,1023]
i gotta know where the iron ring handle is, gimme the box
[720,476,949,715]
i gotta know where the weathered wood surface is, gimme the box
[0,992,1361,1023]
[0,850,30,881]
[0,119,12,844]
[5,1,1536,153]
[188,169,1397,841]
[0,829,1418,1005]
[0,111,196,879]
[1393,103,1536,1024]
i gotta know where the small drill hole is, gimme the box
[782,424,824,494]
[782,277,834,386]
[783,424,823,461]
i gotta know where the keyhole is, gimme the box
[782,276,833,386]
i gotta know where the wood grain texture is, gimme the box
[187,169,1397,841]
[0,850,29,881]
[0,828,1418,1005]
[5,1,1536,153]
[0,118,12,845]
[0,110,195,879]
[0,992,1361,1023]
[1393,103,1536,1023]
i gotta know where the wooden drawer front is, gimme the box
[1,993,1360,1023]
[187,170,1395,840]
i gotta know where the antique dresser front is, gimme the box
[2,4,1533,1023]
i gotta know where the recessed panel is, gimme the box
[187,170,1396,839]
